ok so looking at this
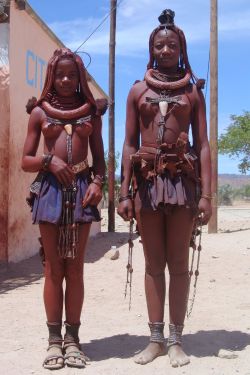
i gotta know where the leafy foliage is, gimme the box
[218,111,250,173]
[218,184,233,206]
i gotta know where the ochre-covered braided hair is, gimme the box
[26,48,97,113]
[147,9,204,87]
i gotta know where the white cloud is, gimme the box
[48,0,250,56]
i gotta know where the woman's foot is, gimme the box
[168,344,190,367]
[64,344,89,368]
[134,342,166,365]
[43,345,64,370]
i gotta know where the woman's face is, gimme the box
[153,29,181,71]
[53,58,79,97]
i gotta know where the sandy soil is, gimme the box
[0,206,250,375]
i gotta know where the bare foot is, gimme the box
[43,346,64,369]
[134,342,166,365]
[168,344,190,367]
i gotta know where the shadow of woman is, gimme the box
[80,329,250,361]
[81,334,148,361]
[183,329,250,357]
[85,231,139,263]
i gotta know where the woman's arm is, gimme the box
[21,106,44,172]
[22,106,74,186]
[117,85,140,221]
[192,86,212,224]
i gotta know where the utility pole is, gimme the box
[208,0,218,233]
[108,0,117,232]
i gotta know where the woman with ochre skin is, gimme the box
[118,10,212,367]
[22,48,106,369]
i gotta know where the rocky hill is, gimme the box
[219,174,250,188]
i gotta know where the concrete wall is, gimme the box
[4,1,104,263]
[0,23,10,264]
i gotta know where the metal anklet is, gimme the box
[167,323,184,348]
[148,322,165,343]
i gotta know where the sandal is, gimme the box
[43,344,64,370]
[64,321,89,368]
[43,322,64,370]
[64,347,89,368]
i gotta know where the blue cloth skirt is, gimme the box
[31,172,101,224]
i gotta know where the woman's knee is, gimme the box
[65,262,84,283]
[44,261,64,284]
[145,260,166,277]
[167,258,189,276]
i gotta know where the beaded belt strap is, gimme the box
[71,159,89,174]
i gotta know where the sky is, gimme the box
[27,0,250,175]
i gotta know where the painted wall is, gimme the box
[5,1,103,263]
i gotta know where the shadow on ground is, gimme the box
[85,231,139,263]
[219,228,250,234]
[81,330,250,361]
[0,254,43,295]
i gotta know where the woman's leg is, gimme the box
[64,223,91,368]
[39,223,64,368]
[40,223,64,322]
[165,206,195,367]
[134,209,167,365]
[64,223,91,323]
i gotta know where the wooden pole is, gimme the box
[208,0,218,233]
[108,0,117,232]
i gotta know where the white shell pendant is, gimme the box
[159,101,168,117]
[64,124,72,135]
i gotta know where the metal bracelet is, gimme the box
[42,154,53,171]
[167,323,184,347]
[118,195,132,203]
[149,322,165,343]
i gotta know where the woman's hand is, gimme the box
[198,197,212,225]
[82,183,103,208]
[48,155,75,186]
[117,199,134,221]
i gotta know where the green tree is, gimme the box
[218,111,250,174]
[218,184,233,206]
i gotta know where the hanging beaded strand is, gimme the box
[186,216,202,318]
[58,123,79,259]
[124,219,134,310]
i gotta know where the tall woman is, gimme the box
[22,48,106,369]
[118,9,212,367]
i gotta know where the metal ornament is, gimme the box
[186,216,202,318]
[124,219,134,310]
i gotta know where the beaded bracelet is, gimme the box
[92,174,105,188]
[118,195,132,203]
[201,194,213,201]
[42,153,53,171]
[92,179,103,188]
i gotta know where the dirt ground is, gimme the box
[0,206,250,375]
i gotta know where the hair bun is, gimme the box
[158,9,175,26]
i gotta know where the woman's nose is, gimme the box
[162,45,170,54]
[62,76,69,82]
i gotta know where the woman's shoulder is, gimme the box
[128,80,148,99]
[29,105,46,125]
[185,82,205,104]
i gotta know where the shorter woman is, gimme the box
[22,48,106,369]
